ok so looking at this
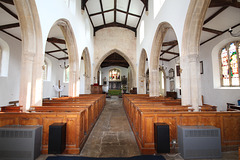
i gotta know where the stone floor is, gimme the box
[37,96,239,160]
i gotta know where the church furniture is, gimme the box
[166,91,177,99]
[0,105,22,112]
[91,85,102,94]
[154,123,170,153]
[123,94,240,154]
[0,112,86,154]
[8,100,19,106]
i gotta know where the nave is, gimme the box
[36,96,238,160]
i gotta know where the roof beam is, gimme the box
[125,0,131,26]
[47,37,66,44]
[160,50,179,56]
[89,9,114,17]
[209,0,240,8]
[94,22,136,33]
[0,0,14,5]
[114,0,116,22]
[140,0,148,11]
[202,27,223,35]
[45,48,68,54]
[50,42,68,55]
[201,23,240,45]
[58,57,69,60]
[160,44,177,56]
[160,58,170,62]
[162,40,178,46]
[99,0,106,25]
[0,29,21,41]
[0,2,18,19]
[0,23,19,30]
[45,53,59,60]
[203,6,228,25]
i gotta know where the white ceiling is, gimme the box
[0,1,239,61]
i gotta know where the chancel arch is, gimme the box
[94,49,136,91]
[138,49,148,94]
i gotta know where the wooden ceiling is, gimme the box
[100,52,129,68]
[82,0,148,36]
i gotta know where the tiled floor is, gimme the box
[37,96,239,160]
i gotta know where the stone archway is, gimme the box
[14,0,43,111]
[149,22,172,97]
[56,19,80,97]
[181,0,211,111]
[82,47,91,94]
[138,49,148,94]
[94,49,136,90]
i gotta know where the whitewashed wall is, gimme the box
[0,33,21,106]
[199,29,240,111]
[100,66,129,93]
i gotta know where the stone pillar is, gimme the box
[19,52,35,112]
[138,76,146,94]
[181,54,202,111]
[68,69,76,97]
[149,69,159,97]
[31,52,43,106]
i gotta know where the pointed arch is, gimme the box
[180,0,211,110]
[149,22,172,97]
[138,49,148,94]
[55,19,80,97]
[94,49,136,89]
[14,0,43,111]
[82,47,91,94]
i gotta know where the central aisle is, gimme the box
[80,96,141,157]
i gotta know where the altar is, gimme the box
[109,81,121,90]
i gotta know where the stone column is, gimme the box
[149,69,159,97]
[181,54,202,111]
[19,52,35,112]
[138,76,146,94]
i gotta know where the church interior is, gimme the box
[0,0,240,160]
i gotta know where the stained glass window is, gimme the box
[109,69,121,81]
[220,41,240,87]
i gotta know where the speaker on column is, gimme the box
[154,123,170,153]
[48,123,66,154]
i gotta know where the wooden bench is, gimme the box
[123,94,240,154]
[0,105,22,112]
[0,111,86,154]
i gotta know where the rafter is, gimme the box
[50,42,68,55]
[99,0,106,25]
[47,37,65,44]
[160,50,179,56]
[114,0,116,22]
[162,40,178,46]
[201,23,240,46]
[209,0,240,8]
[0,0,14,5]
[0,2,18,19]
[125,0,131,26]
[204,6,228,25]
[160,45,177,56]
[0,29,21,41]
[45,48,67,54]
[94,22,136,33]
[160,58,170,62]
[58,57,69,60]
[0,23,19,30]
[202,27,223,35]
[45,53,59,60]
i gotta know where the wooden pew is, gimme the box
[123,94,240,154]
[31,105,92,135]
[0,105,22,112]
[0,111,86,154]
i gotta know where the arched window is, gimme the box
[220,41,240,87]
[0,38,10,77]
[64,67,70,83]
[42,60,48,81]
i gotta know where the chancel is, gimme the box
[0,0,240,160]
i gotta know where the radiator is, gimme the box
[0,125,42,160]
[178,125,221,159]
